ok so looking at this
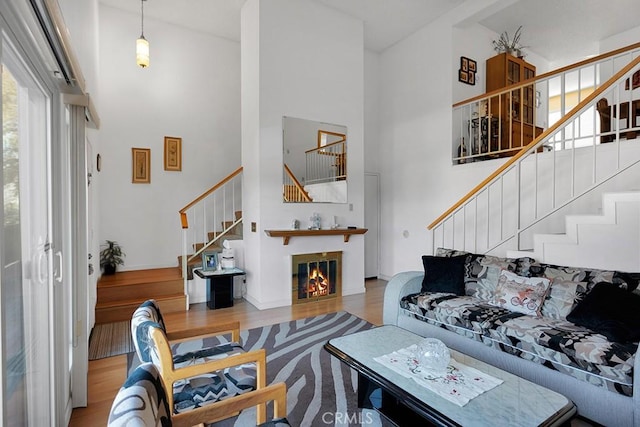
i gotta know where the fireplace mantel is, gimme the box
[264,228,367,245]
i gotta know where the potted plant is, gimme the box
[492,26,526,58]
[100,240,125,275]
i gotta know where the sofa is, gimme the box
[383,249,640,426]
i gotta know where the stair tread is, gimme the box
[98,267,181,287]
[96,293,185,309]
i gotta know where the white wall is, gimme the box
[98,5,241,270]
[242,0,365,309]
[377,0,640,279]
[57,0,102,326]
[364,50,381,175]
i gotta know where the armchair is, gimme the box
[108,362,290,427]
[597,97,640,143]
[131,300,268,424]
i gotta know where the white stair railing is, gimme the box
[432,53,640,256]
[453,43,640,164]
[178,167,243,304]
[305,140,347,184]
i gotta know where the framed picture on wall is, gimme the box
[164,136,182,171]
[459,56,477,86]
[132,147,151,183]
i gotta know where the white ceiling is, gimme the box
[98,0,464,52]
[479,0,640,62]
[99,0,640,59]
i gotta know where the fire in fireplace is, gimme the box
[292,251,342,304]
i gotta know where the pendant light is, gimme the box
[136,0,149,68]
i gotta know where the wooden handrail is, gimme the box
[179,166,243,229]
[429,54,640,230]
[453,42,640,109]
[283,163,312,202]
[305,139,346,154]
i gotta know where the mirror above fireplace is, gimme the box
[282,116,347,203]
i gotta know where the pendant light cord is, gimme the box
[140,0,145,38]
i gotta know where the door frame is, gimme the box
[364,172,380,279]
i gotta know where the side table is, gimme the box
[194,267,246,309]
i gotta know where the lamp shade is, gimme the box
[136,36,149,68]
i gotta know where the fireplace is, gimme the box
[292,251,342,304]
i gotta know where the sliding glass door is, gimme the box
[1,36,53,425]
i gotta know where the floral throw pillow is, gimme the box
[540,279,585,320]
[489,270,551,316]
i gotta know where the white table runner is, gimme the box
[373,344,503,407]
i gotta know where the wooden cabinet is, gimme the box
[486,53,542,156]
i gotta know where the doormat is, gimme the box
[89,320,133,360]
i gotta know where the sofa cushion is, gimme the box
[486,314,636,390]
[567,282,640,343]
[435,247,470,258]
[488,270,550,316]
[400,293,511,335]
[529,262,640,295]
[541,279,584,320]
[421,255,467,295]
[464,253,535,299]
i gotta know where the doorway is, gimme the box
[364,173,380,279]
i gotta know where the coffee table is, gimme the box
[324,325,576,427]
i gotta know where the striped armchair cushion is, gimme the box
[131,300,257,414]
[108,363,171,427]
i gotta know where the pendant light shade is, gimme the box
[136,0,149,68]
[136,36,149,68]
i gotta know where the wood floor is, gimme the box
[68,278,387,426]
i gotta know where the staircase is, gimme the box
[95,268,185,323]
[178,210,243,280]
[509,191,640,271]
[94,168,244,322]
[432,44,640,260]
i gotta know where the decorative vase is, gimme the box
[416,338,450,373]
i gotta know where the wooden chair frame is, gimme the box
[171,382,287,427]
[149,322,268,424]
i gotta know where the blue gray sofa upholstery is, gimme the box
[383,250,640,427]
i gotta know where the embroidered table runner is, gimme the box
[373,344,503,407]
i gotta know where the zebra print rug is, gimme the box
[128,311,391,426]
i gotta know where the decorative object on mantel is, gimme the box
[309,212,321,230]
[163,136,182,171]
[291,219,300,230]
[458,56,477,85]
[492,25,527,58]
[264,228,367,245]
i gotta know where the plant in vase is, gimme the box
[100,240,125,275]
[492,26,527,58]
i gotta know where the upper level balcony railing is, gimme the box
[432,48,640,256]
[453,43,640,164]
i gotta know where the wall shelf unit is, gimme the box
[264,228,367,245]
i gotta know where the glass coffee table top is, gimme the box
[326,325,576,427]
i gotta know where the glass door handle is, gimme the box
[54,251,63,283]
